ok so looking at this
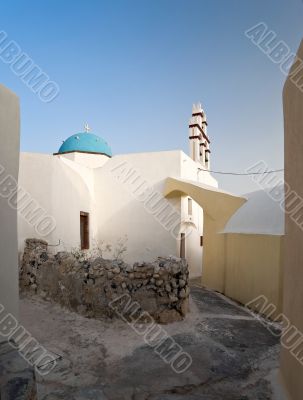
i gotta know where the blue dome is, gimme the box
[57,132,112,157]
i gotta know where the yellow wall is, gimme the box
[224,233,283,316]
[202,216,227,292]
[164,177,283,318]
[281,39,303,400]
[0,85,20,329]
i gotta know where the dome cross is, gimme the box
[84,123,91,133]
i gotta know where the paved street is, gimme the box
[19,286,282,400]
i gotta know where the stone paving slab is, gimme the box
[190,285,252,317]
[18,287,282,399]
[0,341,37,400]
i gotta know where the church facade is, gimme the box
[18,104,218,277]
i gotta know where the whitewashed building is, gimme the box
[18,104,218,277]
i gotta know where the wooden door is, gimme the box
[180,233,186,259]
[80,212,89,250]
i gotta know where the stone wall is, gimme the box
[20,239,190,324]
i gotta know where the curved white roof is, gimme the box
[223,185,285,235]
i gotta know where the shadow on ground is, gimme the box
[19,286,281,400]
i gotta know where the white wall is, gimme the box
[0,85,20,330]
[94,151,182,264]
[180,152,218,187]
[18,153,94,254]
[180,195,203,277]
[60,152,110,169]
[18,149,218,278]
[94,150,217,276]
[223,186,284,235]
[179,153,218,277]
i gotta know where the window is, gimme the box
[200,236,203,247]
[188,198,193,216]
[80,212,89,250]
[180,233,186,259]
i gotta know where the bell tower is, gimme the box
[188,103,210,169]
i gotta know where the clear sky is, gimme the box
[0,0,302,193]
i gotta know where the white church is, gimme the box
[18,104,218,277]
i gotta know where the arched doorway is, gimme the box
[164,177,246,292]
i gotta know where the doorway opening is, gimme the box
[80,212,90,250]
[180,232,186,259]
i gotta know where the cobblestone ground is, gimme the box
[0,342,37,400]
[19,286,283,400]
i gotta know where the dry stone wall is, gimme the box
[20,239,190,324]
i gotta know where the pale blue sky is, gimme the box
[0,0,302,193]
